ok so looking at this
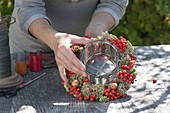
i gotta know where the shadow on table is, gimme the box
[49,46,170,113]
[7,46,169,113]
[50,95,132,113]
[128,46,170,113]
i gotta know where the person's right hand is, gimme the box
[50,33,92,83]
[28,19,92,83]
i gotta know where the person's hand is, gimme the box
[85,12,116,37]
[50,33,92,83]
[84,23,107,37]
[29,19,92,83]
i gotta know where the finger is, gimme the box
[71,37,92,45]
[56,58,87,77]
[58,45,86,71]
[63,48,86,71]
[57,63,68,83]
[56,52,84,75]
[82,72,87,77]
[57,55,83,75]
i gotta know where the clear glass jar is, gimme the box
[80,40,121,84]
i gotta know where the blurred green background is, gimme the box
[0,0,13,16]
[0,0,170,46]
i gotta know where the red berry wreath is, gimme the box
[62,32,137,102]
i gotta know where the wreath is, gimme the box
[62,32,137,102]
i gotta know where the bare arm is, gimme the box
[85,12,115,37]
[29,19,56,50]
[85,0,128,37]
[29,19,91,83]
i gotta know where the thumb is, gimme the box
[72,37,92,45]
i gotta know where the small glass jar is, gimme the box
[15,52,27,75]
[29,52,42,72]
[80,40,121,84]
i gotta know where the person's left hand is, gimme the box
[84,23,107,37]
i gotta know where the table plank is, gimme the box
[0,45,170,113]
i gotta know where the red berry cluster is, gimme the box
[69,85,83,100]
[121,61,135,70]
[67,77,89,100]
[130,53,137,60]
[152,78,157,83]
[82,77,88,82]
[104,88,126,100]
[84,93,96,102]
[118,70,136,84]
[84,35,92,39]
[66,71,74,78]
[110,36,127,52]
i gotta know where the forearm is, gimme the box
[28,18,57,51]
[93,0,128,28]
[88,12,116,31]
[85,12,115,37]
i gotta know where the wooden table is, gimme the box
[0,45,170,113]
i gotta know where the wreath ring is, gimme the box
[62,32,137,102]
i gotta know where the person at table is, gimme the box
[9,0,128,83]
